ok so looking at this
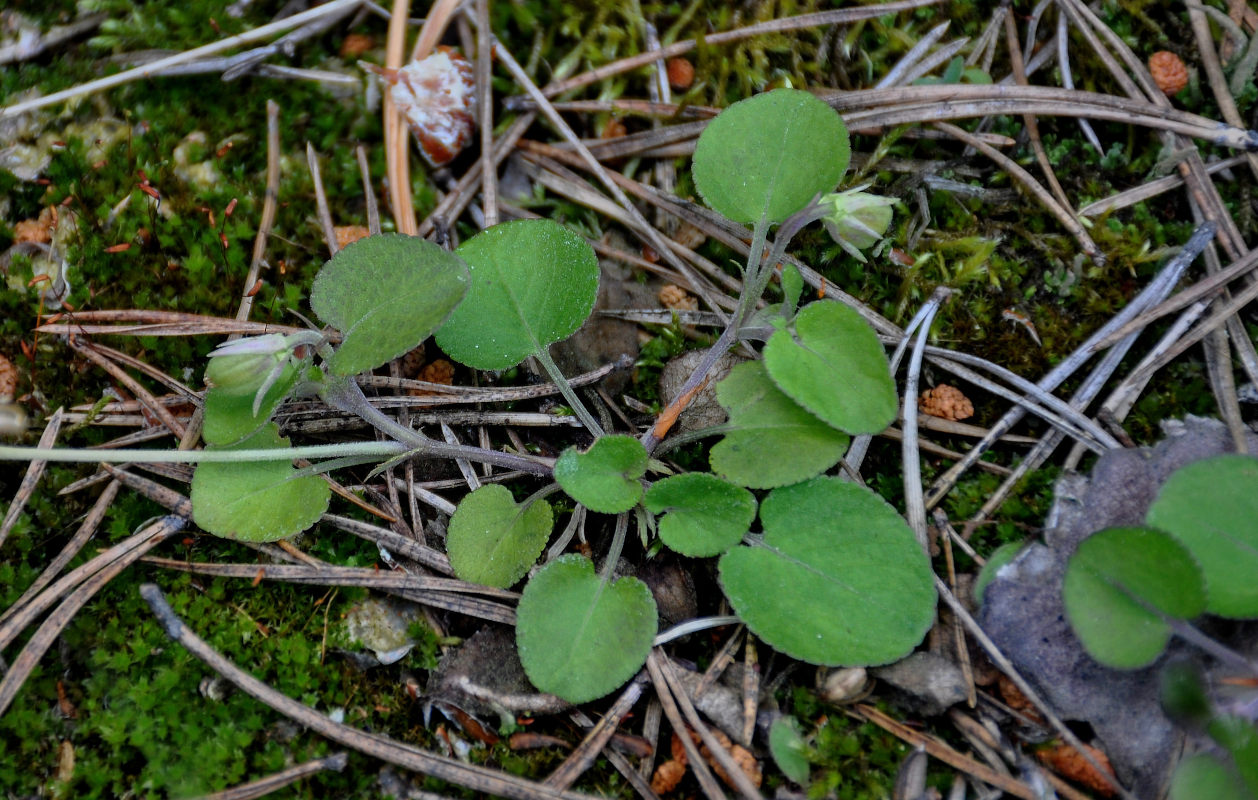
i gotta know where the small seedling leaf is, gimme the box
[201,369,299,446]
[1062,526,1206,669]
[447,484,553,588]
[515,554,657,704]
[1169,754,1253,800]
[644,473,755,557]
[718,477,935,665]
[763,300,898,435]
[710,361,849,489]
[436,219,599,370]
[554,434,648,514]
[768,717,811,784]
[191,424,330,542]
[1207,715,1258,796]
[780,264,804,319]
[311,234,469,376]
[1160,661,1213,728]
[973,541,1023,605]
[1147,454,1258,618]
[692,89,850,224]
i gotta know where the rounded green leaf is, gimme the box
[768,717,811,784]
[516,554,657,703]
[191,424,330,543]
[1062,526,1206,669]
[718,477,936,665]
[763,300,898,435]
[435,219,599,370]
[1147,455,1258,618]
[201,368,299,447]
[692,89,850,224]
[710,361,850,489]
[447,485,553,588]
[311,234,470,376]
[1207,715,1258,795]
[554,434,647,514]
[1169,754,1252,800]
[644,473,755,557]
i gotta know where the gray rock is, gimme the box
[871,651,968,716]
[658,348,743,432]
[978,416,1258,798]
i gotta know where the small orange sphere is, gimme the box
[665,57,695,90]
[1149,50,1189,96]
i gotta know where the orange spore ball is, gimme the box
[665,57,695,90]
[1149,50,1189,96]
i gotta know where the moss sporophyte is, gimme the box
[0,89,932,706]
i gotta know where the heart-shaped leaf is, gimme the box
[718,477,935,665]
[710,361,850,489]
[554,434,647,514]
[436,219,599,371]
[644,473,755,557]
[515,554,657,703]
[447,484,553,588]
[692,89,850,224]
[763,300,898,435]
[1147,454,1258,618]
[1062,526,1206,669]
[311,234,469,376]
[191,424,330,543]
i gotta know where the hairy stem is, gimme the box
[530,345,605,437]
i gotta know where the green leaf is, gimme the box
[1160,661,1213,728]
[554,435,648,514]
[644,473,755,557]
[435,219,599,370]
[1062,526,1207,669]
[973,541,1023,604]
[780,264,804,318]
[710,361,850,489]
[763,300,898,435]
[1169,754,1254,800]
[692,89,850,224]
[768,717,811,784]
[446,485,553,588]
[191,424,330,543]
[515,554,657,703]
[1207,716,1258,797]
[310,234,469,376]
[201,368,299,446]
[718,477,935,665]
[1147,455,1258,618]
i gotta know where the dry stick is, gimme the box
[38,315,312,338]
[85,340,199,401]
[569,708,663,800]
[876,21,951,89]
[417,112,535,237]
[924,222,1215,509]
[138,583,593,800]
[1056,11,1104,154]
[68,340,187,439]
[192,752,349,800]
[539,0,942,98]
[934,122,1098,261]
[651,652,763,800]
[308,142,340,257]
[931,576,1137,800]
[383,0,413,234]
[0,517,184,717]
[644,652,730,800]
[1079,154,1247,217]
[1196,240,1253,454]
[1188,2,1258,182]
[894,37,972,87]
[902,289,950,551]
[1004,11,1079,235]
[355,145,381,235]
[0,479,120,629]
[0,0,363,118]
[545,677,644,790]
[236,99,281,324]
[0,408,63,549]
[475,0,497,228]
[489,36,728,323]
